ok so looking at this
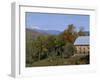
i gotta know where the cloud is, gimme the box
[32,26,40,29]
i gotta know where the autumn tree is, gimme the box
[63,24,78,43]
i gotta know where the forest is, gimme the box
[26,24,89,67]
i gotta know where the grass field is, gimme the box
[26,53,89,67]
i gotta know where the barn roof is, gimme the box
[74,36,89,45]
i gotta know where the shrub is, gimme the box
[63,42,76,58]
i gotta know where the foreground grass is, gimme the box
[26,54,89,67]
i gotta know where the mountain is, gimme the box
[33,29,61,35]
[84,31,89,36]
[26,28,48,40]
[26,28,62,42]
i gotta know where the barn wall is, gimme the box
[75,45,89,54]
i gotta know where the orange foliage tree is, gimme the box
[63,24,78,43]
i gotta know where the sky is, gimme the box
[26,12,90,32]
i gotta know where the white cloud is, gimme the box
[32,26,40,29]
[27,25,40,30]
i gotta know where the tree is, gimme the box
[35,36,44,61]
[26,40,35,66]
[63,42,76,58]
[78,27,85,36]
[54,34,66,57]
[63,24,78,43]
[33,35,51,61]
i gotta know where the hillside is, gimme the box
[26,28,48,41]
[34,29,61,35]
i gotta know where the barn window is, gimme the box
[79,47,81,54]
[83,47,85,54]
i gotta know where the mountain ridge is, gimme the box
[26,28,61,35]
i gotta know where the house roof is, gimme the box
[74,36,89,45]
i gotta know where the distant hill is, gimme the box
[78,31,89,36]
[26,28,89,41]
[35,29,60,35]
[84,31,89,36]
[26,28,48,41]
[33,29,61,35]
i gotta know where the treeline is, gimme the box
[26,24,86,66]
